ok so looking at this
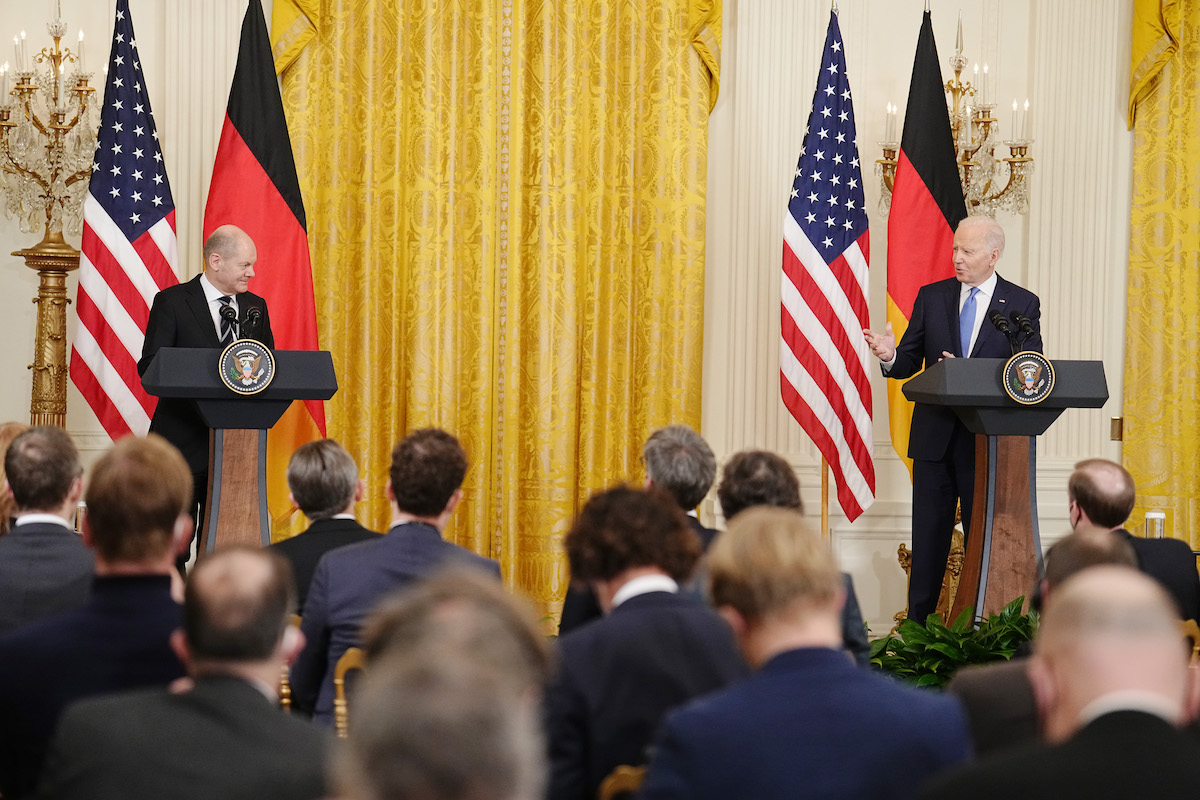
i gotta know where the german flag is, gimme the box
[885,11,967,476]
[204,0,325,533]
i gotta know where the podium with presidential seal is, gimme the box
[141,343,337,554]
[902,356,1108,620]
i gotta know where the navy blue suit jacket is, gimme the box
[639,647,972,800]
[269,517,379,611]
[1114,528,1200,622]
[0,521,93,635]
[290,522,500,723]
[0,575,184,799]
[887,275,1041,461]
[138,274,274,474]
[546,591,748,800]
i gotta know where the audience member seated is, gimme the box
[270,439,378,610]
[362,567,552,692]
[0,425,92,633]
[639,507,970,800]
[38,547,328,800]
[0,421,29,536]
[947,526,1137,754]
[1066,458,1200,621]
[920,566,1200,799]
[0,434,191,799]
[560,424,719,635]
[334,650,545,800]
[546,487,748,800]
[717,449,870,665]
[290,428,500,724]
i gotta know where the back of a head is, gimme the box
[288,438,358,521]
[84,434,192,564]
[642,424,716,512]
[1068,458,1135,529]
[5,425,81,512]
[716,450,802,521]
[362,568,552,692]
[184,547,296,664]
[708,506,840,624]
[390,429,467,516]
[1043,525,1137,591]
[565,485,700,584]
[1036,566,1186,704]
[0,421,29,534]
[335,652,545,800]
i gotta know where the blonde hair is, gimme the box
[0,422,28,535]
[708,506,840,622]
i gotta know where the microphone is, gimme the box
[1010,311,1036,339]
[990,310,1018,355]
[244,307,262,342]
[219,303,238,341]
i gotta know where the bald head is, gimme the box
[203,224,257,295]
[1068,459,1135,530]
[1031,566,1190,743]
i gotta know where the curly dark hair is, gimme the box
[716,450,802,521]
[565,486,700,583]
[389,429,468,517]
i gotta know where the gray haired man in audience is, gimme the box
[921,566,1200,799]
[559,424,719,634]
[38,547,328,800]
[270,439,378,610]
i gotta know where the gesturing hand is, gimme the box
[863,321,896,362]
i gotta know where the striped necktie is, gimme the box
[218,295,236,345]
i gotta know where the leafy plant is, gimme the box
[868,596,1038,689]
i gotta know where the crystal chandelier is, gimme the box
[0,6,96,427]
[876,28,1034,217]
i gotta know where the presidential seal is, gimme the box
[1003,351,1054,405]
[219,339,276,396]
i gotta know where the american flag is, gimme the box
[780,11,874,521]
[70,0,178,438]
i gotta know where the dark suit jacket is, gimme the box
[558,517,718,636]
[946,656,1037,755]
[269,517,379,611]
[545,591,748,800]
[138,274,274,474]
[0,575,184,799]
[290,521,500,723]
[1114,528,1200,622]
[639,647,972,800]
[38,675,328,800]
[887,275,1041,461]
[919,710,1200,799]
[0,522,93,634]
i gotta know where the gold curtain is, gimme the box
[1124,0,1200,543]
[279,0,718,622]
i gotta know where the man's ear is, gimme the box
[81,514,95,549]
[173,514,194,555]
[1027,655,1059,741]
[354,478,365,503]
[444,488,463,515]
[67,476,84,506]
[2,478,11,501]
[385,479,395,504]
[717,605,748,640]
[169,629,190,667]
[287,491,298,511]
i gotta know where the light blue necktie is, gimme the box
[959,287,979,357]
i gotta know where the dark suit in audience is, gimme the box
[39,548,327,800]
[271,516,377,610]
[0,519,93,634]
[39,675,325,800]
[1114,528,1200,621]
[640,508,970,800]
[0,574,183,798]
[546,590,747,800]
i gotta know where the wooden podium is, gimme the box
[902,359,1108,619]
[141,347,338,555]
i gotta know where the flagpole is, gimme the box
[821,458,831,542]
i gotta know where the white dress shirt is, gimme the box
[199,272,238,340]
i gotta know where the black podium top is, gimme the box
[902,358,1108,437]
[142,348,337,430]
